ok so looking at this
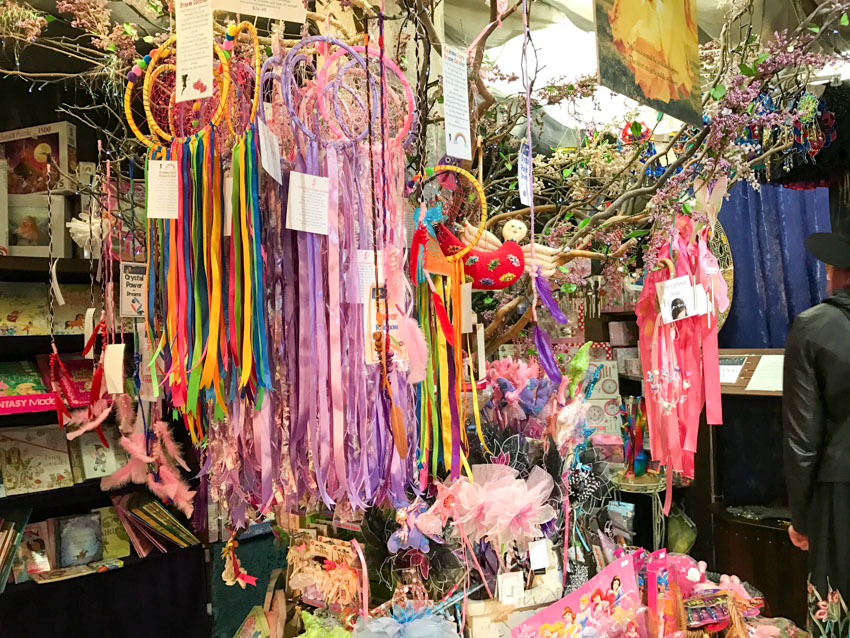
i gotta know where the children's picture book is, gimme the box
[0,282,49,336]
[54,512,103,568]
[0,360,54,416]
[30,564,95,584]
[54,285,103,335]
[0,425,74,495]
[126,492,200,548]
[0,508,33,595]
[69,425,128,482]
[511,552,641,638]
[94,506,131,560]
[36,353,93,408]
[10,521,52,583]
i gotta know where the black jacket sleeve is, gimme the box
[783,314,825,536]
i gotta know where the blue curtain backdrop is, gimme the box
[717,182,831,348]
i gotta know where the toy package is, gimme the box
[512,552,644,638]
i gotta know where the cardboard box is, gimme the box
[609,320,638,346]
[586,398,623,434]
[5,194,72,257]
[614,347,639,372]
[624,358,642,378]
[588,360,620,398]
[0,122,77,194]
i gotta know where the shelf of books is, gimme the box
[3,493,200,589]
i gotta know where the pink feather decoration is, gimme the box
[147,461,195,518]
[65,400,113,441]
[153,420,190,471]
[115,393,135,434]
[101,432,150,490]
[397,312,428,383]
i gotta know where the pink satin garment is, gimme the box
[637,218,717,513]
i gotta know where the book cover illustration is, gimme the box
[10,521,51,583]
[69,426,128,481]
[36,353,93,408]
[55,512,103,568]
[0,425,74,495]
[94,506,131,560]
[511,553,641,638]
[0,282,49,336]
[0,360,55,416]
[54,285,103,336]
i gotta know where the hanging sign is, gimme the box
[286,172,329,235]
[146,160,179,219]
[593,0,701,126]
[175,0,214,103]
[212,0,306,21]
[518,141,532,206]
[120,262,146,318]
[442,46,472,161]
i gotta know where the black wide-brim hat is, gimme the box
[807,231,850,268]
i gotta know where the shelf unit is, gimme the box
[0,255,209,637]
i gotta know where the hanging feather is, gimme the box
[153,420,191,471]
[431,292,455,346]
[390,405,408,459]
[147,461,195,518]
[535,269,568,324]
[100,432,151,490]
[115,393,135,434]
[396,311,428,384]
[65,400,113,441]
[534,324,562,385]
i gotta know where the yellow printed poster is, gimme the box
[594,0,702,126]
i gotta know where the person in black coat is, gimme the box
[783,228,850,637]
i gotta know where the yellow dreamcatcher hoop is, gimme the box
[124,36,232,148]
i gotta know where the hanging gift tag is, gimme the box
[442,46,472,161]
[50,259,65,306]
[223,169,233,237]
[518,141,532,206]
[136,320,155,402]
[364,284,408,364]
[529,539,550,573]
[212,0,306,21]
[175,0,213,102]
[119,262,145,318]
[461,282,473,333]
[356,249,384,303]
[286,172,329,235]
[476,322,486,380]
[257,118,283,184]
[83,308,96,360]
[655,275,694,324]
[497,571,525,605]
[692,283,709,316]
[147,160,179,219]
[104,343,126,395]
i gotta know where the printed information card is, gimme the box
[175,0,214,103]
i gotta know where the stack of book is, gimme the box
[0,508,32,593]
[7,505,130,584]
[112,493,200,558]
[0,423,129,497]
[6,495,201,586]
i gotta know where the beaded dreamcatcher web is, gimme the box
[123,22,260,149]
